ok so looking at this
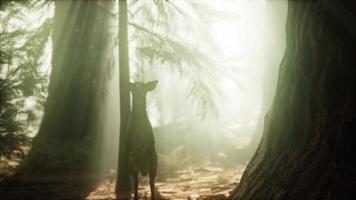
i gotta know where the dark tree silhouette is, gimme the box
[116,0,132,197]
[20,0,113,176]
[0,1,114,199]
[229,1,356,199]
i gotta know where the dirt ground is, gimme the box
[1,155,245,200]
[88,165,245,200]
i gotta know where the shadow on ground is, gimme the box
[0,163,245,200]
[0,175,102,200]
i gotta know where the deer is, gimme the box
[127,80,158,200]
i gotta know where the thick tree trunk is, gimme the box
[230,1,356,199]
[19,0,112,176]
[116,0,132,197]
[248,1,287,152]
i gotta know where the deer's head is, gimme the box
[129,80,158,98]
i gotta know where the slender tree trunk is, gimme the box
[229,1,356,199]
[116,0,132,197]
[18,0,112,176]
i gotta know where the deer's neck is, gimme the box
[131,96,148,119]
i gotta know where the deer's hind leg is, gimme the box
[149,151,158,200]
[132,172,139,200]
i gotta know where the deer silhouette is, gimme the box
[127,80,158,200]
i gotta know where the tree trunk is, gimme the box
[230,1,356,199]
[116,0,132,197]
[247,1,287,155]
[19,0,112,176]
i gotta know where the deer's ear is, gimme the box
[145,80,158,91]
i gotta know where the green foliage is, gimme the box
[127,0,239,118]
[0,1,50,157]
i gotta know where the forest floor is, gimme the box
[88,165,245,200]
[1,156,245,200]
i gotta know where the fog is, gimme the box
[98,0,288,173]
[0,0,288,175]
[0,1,289,199]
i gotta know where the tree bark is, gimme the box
[229,1,356,199]
[247,1,287,153]
[116,0,132,197]
[19,0,112,176]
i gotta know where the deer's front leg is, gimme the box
[133,173,139,200]
[149,175,155,200]
[149,148,158,200]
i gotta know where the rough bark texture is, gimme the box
[19,0,112,175]
[230,1,356,199]
[0,1,113,199]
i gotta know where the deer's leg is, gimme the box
[149,151,158,200]
[133,172,139,200]
[149,174,155,200]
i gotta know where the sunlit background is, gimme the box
[0,0,287,197]
[91,0,288,175]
